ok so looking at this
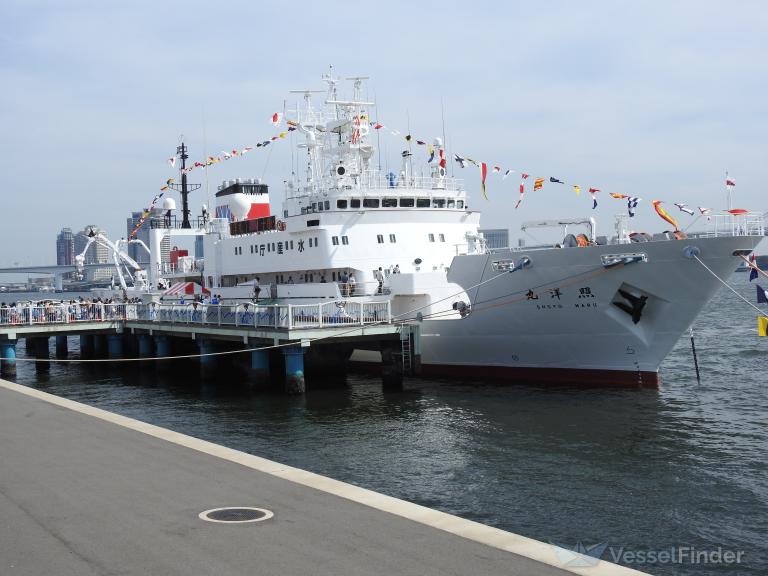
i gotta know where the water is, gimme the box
[7,274,768,575]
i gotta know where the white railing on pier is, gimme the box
[0,301,392,329]
[0,303,135,327]
[135,301,392,329]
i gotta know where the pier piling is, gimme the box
[282,346,306,394]
[93,335,106,358]
[55,335,68,359]
[80,334,94,358]
[0,340,17,377]
[250,347,270,384]
[381,344,404,391]
[107,334,123,359]
[137,334,153,359]
[33,337,50,372]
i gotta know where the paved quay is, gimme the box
[0,379,646,576]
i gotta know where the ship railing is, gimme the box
[357,171,464,192]
[0,303,131,326]
[133,301,392,329]
[688,212,765,239]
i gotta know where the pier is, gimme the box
[0,301,418,392]
[0,379,646,575]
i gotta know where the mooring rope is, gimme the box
[694,255,765,316]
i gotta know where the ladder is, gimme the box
[401,333,412,374]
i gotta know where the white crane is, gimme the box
[75,229,150,293]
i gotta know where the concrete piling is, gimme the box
[0,340,17,377]
[381,344,403,391]
[107,334,123,359]
[282,346,306,394]
[55,335,68,359]
[250,348,270,384]
[137,334,153,359]
[80,334,94,358]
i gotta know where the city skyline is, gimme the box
[1,1,766,266]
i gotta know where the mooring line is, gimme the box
[694,255,765,315]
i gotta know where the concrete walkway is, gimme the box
[0,380,645,576]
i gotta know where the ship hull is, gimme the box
[413,235,762,387]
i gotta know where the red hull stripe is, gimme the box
[349,361,660,388]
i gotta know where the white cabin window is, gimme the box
[416,198,430,208]
[342,236,349,245]
[318,202,324,212]
[309,238,313,247]
[332,236,339,245]
[350,199,361,208]
[447,199,456,209]
[399,198,414,207]
[363,198,380,208]
[428,234,435,242]
[324,200,330,210]
[337,200,348,209]
[377,235,384,244]
[389,234,396,243]
[457,200,465,209]
[439,233,446,242]
[382,198,397,208]
[433,198,446,208]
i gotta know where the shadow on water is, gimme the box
[9,274,768,575]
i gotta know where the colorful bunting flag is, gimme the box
[167,156,176,167]
[427,144,435,163]
[533,178,544,191]
[272,112,283,126]
[652,200,679,230]
[503,169,513,180]
[674,203,695,216]
[589,188,599,209]
[515,174,529,209]
[454,153,466,168]
[627,197,640,217]
[573,185,581,195]
[493,166,501,174]
[481,162,488,200]
[549,177,563,184]
[726,177,736,187]
[757,284,768,304]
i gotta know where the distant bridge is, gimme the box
[0,264,117,290]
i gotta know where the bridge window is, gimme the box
[332,236,339,245]
[363,198,380,208]
[432,198,446,208]
[416,198,430,208]
[447,199,456,209]
[382,198,397,208]
[399,198,414,207]
[337,199,348,209]
[457,200,464,209]
[389,234,396,243]
[350,199,361,208]
[377,235,384,244]
[342,236,349,245]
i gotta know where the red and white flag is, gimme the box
[272,112,283,126]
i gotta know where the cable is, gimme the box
[694,255,765,316]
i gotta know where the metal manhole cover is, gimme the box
[199,507,274,524]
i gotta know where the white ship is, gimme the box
[150,73,764,387]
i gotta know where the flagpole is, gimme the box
[726,169,732,210]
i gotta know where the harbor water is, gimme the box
[5,273,768,575]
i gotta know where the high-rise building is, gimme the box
[56,227,75,280]
[56,227,74,266]
[126,212,170,265]
[479,228,509,250]
[74,225,112,281]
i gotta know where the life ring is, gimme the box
[277,220,286,231]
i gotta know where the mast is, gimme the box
[169,140,201,228]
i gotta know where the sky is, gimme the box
[0,0,766,266]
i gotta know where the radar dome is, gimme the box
[161,197,177,211]
[228,193,251,221]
